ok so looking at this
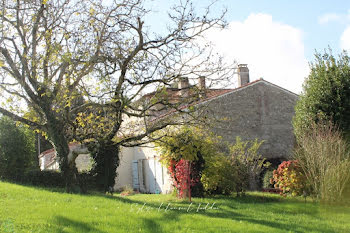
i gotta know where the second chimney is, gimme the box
[237,64,250,87]
[178,77,189,97]
[198,76,206,89]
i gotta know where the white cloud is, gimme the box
[318,10,350,25]
[204,13,309,94]
[318,13,341,24]
[341,26,350,51]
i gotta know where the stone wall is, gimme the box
[201,80,298,160]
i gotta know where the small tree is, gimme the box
[0,116,37,181]
[229,137,266,191]
[293,50,350,141]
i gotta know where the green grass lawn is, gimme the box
[0,181,349,233]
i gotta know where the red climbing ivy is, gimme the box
[168,159,200,199]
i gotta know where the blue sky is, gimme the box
[147,0,350,93]
[221,0,350,59]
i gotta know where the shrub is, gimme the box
[262,170,274,189]
[345,180,350,201]
[77,172,97,193]
[294,121,350,202]
[201,137,265,195]
[0,116,37,182]
[20,170,96,193]
[229,137,266,191]
[201,154,246,195]
[22,170,65,188]
[88,143,119,193]
[155,126,213,198]
[272,160,307,196]
[156,127,265,196]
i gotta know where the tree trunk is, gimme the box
[91,143,120,192]
[46,117,77,192]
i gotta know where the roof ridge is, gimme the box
[150,79,298,121]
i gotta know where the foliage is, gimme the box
[229,137,267,191]
[294,121,350,202]
[172,160,192,198]
[271,160,307,196]
[293,50,350,141]
[0,116,37,181]
[156,127,217,165]
[76,172,98,194]
[262,170,275,189]
[201,153,247,195]
[88,143,119,192]
[21,170,65,188]
[18,170,96,193]
[157,126,266,196]
[167,158,204,198]
[156,127,209,198]
[201,137,266,195]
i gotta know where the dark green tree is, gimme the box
[0,116,37,181]
[293,50,350,140]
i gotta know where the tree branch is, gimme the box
[0,106,44,129]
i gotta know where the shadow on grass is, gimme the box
[100,193,341,233]
[4,180,346,233]
[140,217,164,233]
[52,216,107,233]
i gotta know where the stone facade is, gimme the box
[200,79,298,160]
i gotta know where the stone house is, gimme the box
[200,66,298,162]
[39,64,298,193]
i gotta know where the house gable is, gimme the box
[200,80,298,159]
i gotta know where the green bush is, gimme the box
[155,127,265,196]
[344,180,350,201]
[22,170,65,188]
[202,137,265,195]
[0,116,37,181]
[201,154,247,195]
[229,137,266,191]
[21,170,97,192]
[262,170,274,189]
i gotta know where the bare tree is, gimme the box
[0,0,233,191]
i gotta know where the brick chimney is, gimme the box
[237,64,250,87]
[178,77,189,97]
[197,76,206,89]
[197,76,206,98]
